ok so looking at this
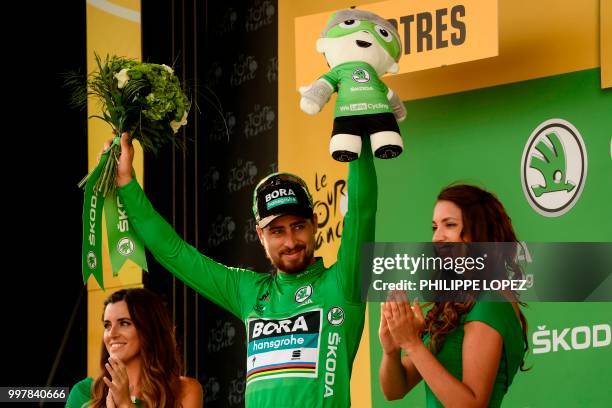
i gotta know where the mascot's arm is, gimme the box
[387,89,407,122]
[299,78,334,115]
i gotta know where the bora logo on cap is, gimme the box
[266,188,297,209]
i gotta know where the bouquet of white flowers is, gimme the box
[69,54,191,195]
[66,54,191,287]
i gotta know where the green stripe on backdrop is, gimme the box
[369,68,611,407]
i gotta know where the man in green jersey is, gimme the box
[113,129,377,407]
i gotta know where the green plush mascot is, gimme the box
[299,8,406,162]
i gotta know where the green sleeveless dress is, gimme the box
[66,377,142,407]
[424,298,525,407]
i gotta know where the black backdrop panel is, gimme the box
[142,1,278,406]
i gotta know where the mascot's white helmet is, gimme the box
[316,9,402,76]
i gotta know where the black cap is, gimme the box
[253,173,314,228]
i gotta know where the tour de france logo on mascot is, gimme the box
[299,8,406,162]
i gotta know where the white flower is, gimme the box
[114,68,130,88]
[161,64,174,74]
[170,110,188,133]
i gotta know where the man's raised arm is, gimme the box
[335,138,377,303]
[114,133,257,318]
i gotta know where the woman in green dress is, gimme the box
[379,185,529,407]
[66,288,202,407]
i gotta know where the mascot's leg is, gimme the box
[330,133,362,162]
[370,131,403,159]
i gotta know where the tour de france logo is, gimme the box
[327,306,345,326]
[117,237,135,256]
[87,251,97,270]
[351,68,370,83]
[294,285,313,304]
[521,119,587,217]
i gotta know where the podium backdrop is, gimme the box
[280,0,611,406]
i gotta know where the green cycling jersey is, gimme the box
[321,61,392,118]
[117,148,377,407]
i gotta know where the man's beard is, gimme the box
[267,244,315,274]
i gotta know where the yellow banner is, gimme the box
[295,0,498,88]
[86,0,142,378]
[603,0,611,88]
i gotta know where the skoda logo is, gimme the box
[117,237,135,256]
[87,251,97,270]
[327,306,345,326]
[351,68,370,83]
[521,119,587,217]
[295,285,313,303]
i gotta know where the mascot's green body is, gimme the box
[300,9,406,162]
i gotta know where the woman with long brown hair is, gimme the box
[379,184,529,407]
[66,288,202,407]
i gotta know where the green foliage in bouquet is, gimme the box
[66,53,191,196]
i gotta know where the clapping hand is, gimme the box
[382,291,425,352]
[103,356,132,408]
